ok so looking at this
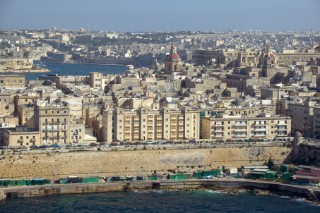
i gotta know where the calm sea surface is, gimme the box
[6,62,127,80]
[0,191,319,213]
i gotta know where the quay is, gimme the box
[1,179,320,202]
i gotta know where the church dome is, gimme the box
[166,44,181,62]
[263,52,275,58]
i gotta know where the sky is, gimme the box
[0,0,319,32]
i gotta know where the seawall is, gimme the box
[1,179,319,202]
[0,145,291,179]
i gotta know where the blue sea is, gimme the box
[0,191,319,213]
[8,62,127,80]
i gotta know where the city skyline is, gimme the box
[0,0,319,32]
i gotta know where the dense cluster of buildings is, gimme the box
[1,28,320,147]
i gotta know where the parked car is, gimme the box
[39,145,49,149]
[50,144,61,149]
[29,145,39,150]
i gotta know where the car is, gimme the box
[189,139,196,143]
[29,145,39,150]
[39,145,49,149]
[146,140,153,144]
[50,144,61,149]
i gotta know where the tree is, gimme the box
[266,157,274,169]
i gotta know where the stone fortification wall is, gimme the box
[294,143,320,166]
[0,145,291,179]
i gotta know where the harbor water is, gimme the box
[0,191,319,213]
[20,62,127,80]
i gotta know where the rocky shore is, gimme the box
[1,179,319,203]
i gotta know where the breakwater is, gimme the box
[1,179,319,202]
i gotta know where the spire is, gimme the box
[170,43,177,54]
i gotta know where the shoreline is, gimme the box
[0,69,49,73]
[35,61,128,67]
[1,179,319,203]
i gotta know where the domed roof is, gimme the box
[263,52,276,58]
[315,45,320,52]
[262,45,276,58]
[166,44,181,62]
[166,53,181,61]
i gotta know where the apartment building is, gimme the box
[2,126,40,147]
[34,99,70,145]
[202,113,291,141]
[102,107,200,143]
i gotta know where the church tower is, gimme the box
[259,45,278,69]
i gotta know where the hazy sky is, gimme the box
[0,0,319,32]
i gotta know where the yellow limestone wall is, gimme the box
[0,146,291,179]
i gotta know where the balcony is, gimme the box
[234,134,247,138]
[277,127,287,130]
[233,123,247,127]
[253,128,266,131]
[233,129,247,132]
[277,131,287,135]
[252,133,266,137]
[212,125,224,129]
[212,135,224,138]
